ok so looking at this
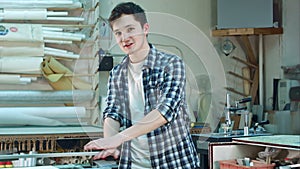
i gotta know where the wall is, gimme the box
[98,0,300,130]
[264,0,300,110]
[98,0,225,130]
[282,0,300,66]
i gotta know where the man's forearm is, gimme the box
[117,109,167,142]
[103,118,120,138]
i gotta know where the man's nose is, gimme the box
[121,32,130,41]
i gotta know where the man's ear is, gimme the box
[143,23,150,35]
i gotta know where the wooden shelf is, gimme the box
[212,27,283,36]
[211,27,283,103]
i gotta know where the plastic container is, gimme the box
[219,159,275,169]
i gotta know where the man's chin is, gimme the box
[124,49,135,55]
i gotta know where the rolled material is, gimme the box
[0,107,86,126]
[0,75,32,85]
[0,0,82,9]
[0,107,86,118]
[41,56,91,90]
[2,9,47,20]
[0,23,44,57]
[0,151,101,160]
[43,30,85,41]
[44,39,72,44]
[0,57,43,74]
[0,90,94,104]
[46,16,84,22]
[0,23,43,42]
[44,49,80,59]
[0,9,84,21]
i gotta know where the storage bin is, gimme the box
[190,125,211,134]
[219,159,275,169]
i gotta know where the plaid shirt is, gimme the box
[103,45,200,169]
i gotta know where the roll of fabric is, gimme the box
[0,106,86,118]
[0,23,44,57]
[0,74,32,84]
[0,0,82,9]
[0,106,86,126]
[0,90,95,104]
[2,9,47,20]
[0,56,43,74]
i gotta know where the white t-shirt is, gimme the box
[128,61,151,168]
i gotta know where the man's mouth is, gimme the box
[123,43,133,48]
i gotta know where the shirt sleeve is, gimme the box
[156,56,186,123]
[102,69,124,126]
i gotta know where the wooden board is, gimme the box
[212,27,283,36]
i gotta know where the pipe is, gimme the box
[0,151,101,160]
[44,50,80,59]
[47,17,84,22]
[44,39,72,44]
[259,34,264,105]
[0,0,73,4]
[0,1,82,9]
[0,90,94,104]
[0,107,86,118]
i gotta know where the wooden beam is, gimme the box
[242,67,251,96]
[225,87,248,97]
[228,71,253,83]
[211,27,283,36]
[240,35,257,65]
[249,69,259,103]
[231,56,258,69]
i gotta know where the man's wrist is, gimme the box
[116,132,132,143]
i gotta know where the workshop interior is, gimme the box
[0,0,299,168]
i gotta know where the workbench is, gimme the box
[209,135,300,169]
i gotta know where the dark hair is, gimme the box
[108,2,147,28]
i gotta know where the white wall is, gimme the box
[98,0,300,130]
[98,0,225,130]
[264,0,300,110]
[282,0,300,66]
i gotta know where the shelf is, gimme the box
[212,27,283,36]
[211,27,283,104]
[232,135,300,150]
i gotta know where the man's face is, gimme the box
[111,14,149,55]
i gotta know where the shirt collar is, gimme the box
[143,44,157,70]
[121,44,157,70]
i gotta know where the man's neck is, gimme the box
[129,44,150,63]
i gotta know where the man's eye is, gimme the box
[128,27,134,32]
[114,32,121,36]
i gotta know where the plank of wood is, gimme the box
[240,35,257,65]
[228,71,253,83]
[249,69,259,103]
[242,67,251,96]
[231,56,258,69]
[225,87,248,97]
[212,27,283,36]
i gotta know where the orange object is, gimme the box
[219,159,275,169]
[5,161,13,168]
[0,161,6,168]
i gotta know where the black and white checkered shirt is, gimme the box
[103,44,200,169]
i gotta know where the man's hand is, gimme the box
[84,134,128,160]
[84,134,125,151]
[93,148,120,160]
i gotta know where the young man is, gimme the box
[84,2,200,168]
